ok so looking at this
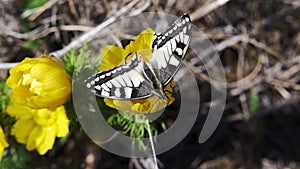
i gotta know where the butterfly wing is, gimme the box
[151,13,192,86]
[85,54,154,100]
[85,13,192,100]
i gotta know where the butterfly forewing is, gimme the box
[85,54,153,99]
[151,13,192,86]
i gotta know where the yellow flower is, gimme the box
[6,56,71,109]
[0,126,9,161]
[7,104,69,155]
[100,28,175,114]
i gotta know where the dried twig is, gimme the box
[130,0,151,16]
[50,0,145,59]
[21,0,60,21]
[0,63,19,70]
[68,0,80,20]
[214,34,249,52]
[4,25,94,40]
[227,53,263,89]
[190,0,230,21]
[259,4,300,28]
[227,94,300,123]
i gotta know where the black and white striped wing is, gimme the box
[151,13,192,86]
[85,54,153,100]
[85,14,192,100]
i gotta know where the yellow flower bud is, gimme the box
[6,56,71,109]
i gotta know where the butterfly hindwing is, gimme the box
[151,13,192,86]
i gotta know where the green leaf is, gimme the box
[23,40,41,49]
[0,147,30,169]
[249,92,260,113]
[23,0,49,12]
[161,121,167,130]
[0,79,15,127]
[63,43,95,77]
[0,80,9,113]
[24,0,49,11]
[106,111,163,150]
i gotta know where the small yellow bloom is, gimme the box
[0,126,9,161]
[7,104,69,155]
[100,28,175,114]
[6,56,71,109]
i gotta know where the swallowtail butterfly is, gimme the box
[85,13,192,100]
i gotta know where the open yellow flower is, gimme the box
[0,126,9,161]
[100,28,175,114]
[6,56,71,109]
[7,104,69,155]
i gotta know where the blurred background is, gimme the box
[1,0,300,168]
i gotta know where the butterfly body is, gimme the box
[85,13,192,100]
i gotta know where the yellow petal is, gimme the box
[9,85,33,106]
[7,104,34,119]
[26,126,45,151]
[136,28,155,48]
[6,71,22,88]
[104,99,131,112]
[99,45,125,71]
[12,119,35,144]
[0,131,8,161]
[56,123,69,137]
[112,100,133,112]
[124,28,154,61]
[36,126,56,155]
[21,74,32,86]
[103,98,115,108]
[131,102,149,113]
[17,58,37,71]
[30,64,53,85]
[0,127,9,149]
[34,108,56,127]
[6,57,35,88]
[55,106,69,137]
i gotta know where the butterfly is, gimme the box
[85,13,192,100]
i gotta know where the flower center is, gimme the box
[22,74,43,95]
[34,109,56,127]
